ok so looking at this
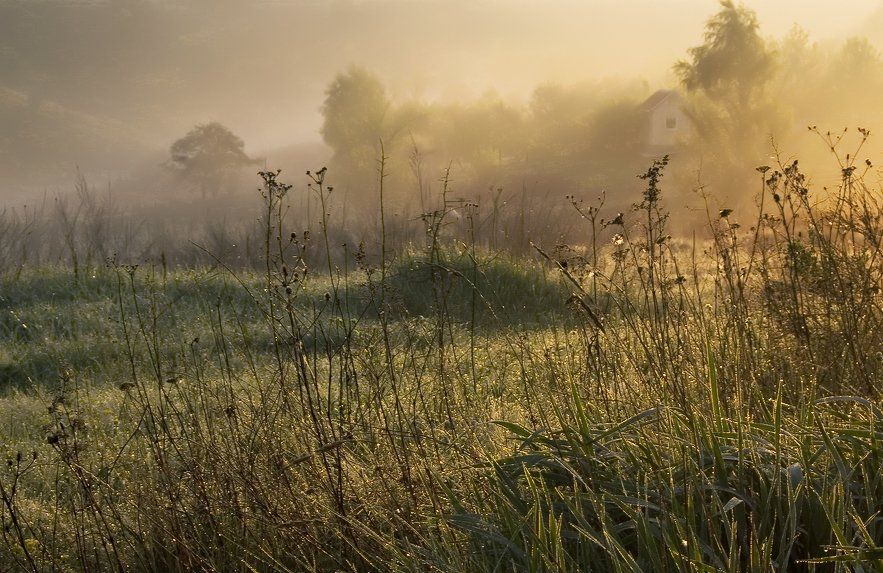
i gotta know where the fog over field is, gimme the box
[1,0,882,198]
[5,3,883,571]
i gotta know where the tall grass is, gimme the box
[0,132,881,571]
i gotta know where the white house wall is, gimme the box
[647,98,691,148]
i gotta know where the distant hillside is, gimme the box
[0,86,152,195]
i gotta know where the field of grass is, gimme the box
[1,159,882,572]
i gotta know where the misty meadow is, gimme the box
[2,1,883,571]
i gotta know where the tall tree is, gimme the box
[321,66,389,172]
[674,1,779,195]
[675,0,774,113]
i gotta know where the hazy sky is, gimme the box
[728,0,880,35]
[2,0,882,180]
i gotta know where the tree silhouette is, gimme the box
[321,66,389,172]
[169,122,256,197]
[674,0,779,193]
[675,0,774,112]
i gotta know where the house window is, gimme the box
[666,116,678,129]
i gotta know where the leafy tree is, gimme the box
[822,37,883,127]
[169,122,256,197]
[774,31,882,130]
[435,92,525,172]
[581,100,647,180]
[319,66,437,211]
[524,81,648,189]
[321,66,389,171]
[675,0,774,112]
[674,0,780,197]
[837,37,882,79]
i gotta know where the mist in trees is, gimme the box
[2,0,883,245]
[319,68,650,216]
[314,1,883,218]
[672,0,780,199]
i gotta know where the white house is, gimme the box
[639,89,693,155]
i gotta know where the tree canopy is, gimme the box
[169,122,256,196]
[675,0,774,109]
[170,122,252,172]
[673,0,780,192]
[321,66,389,168]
